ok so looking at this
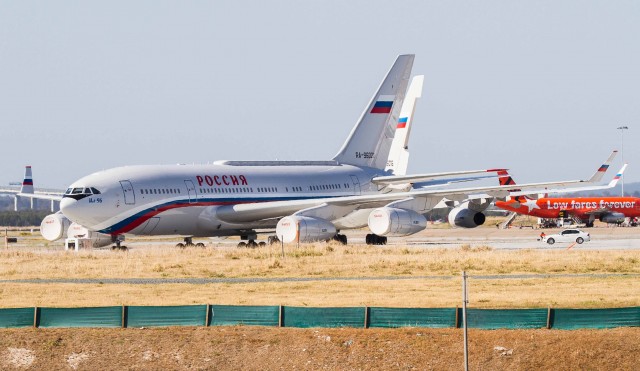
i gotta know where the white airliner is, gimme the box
[12,55,618,248]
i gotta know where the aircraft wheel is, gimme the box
[176,243,186,248]
[247,240,258,248]
[195,242,205,247]
[338,234,347,245]
[547,238,555,245]
[237,242,247,248]
[365,234,373,245]
[332,234,347,245]
[268,236,280,245]
[258,241,266,247]
[576,237,584,244]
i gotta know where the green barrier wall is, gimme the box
[126,305,206,327]
[465,308,548,329]
[551,307,640,329]
[209,305,279,326]
[283,306,364,328]
[368,307,456,328]
[1,306,639,329]
[38,306,122,328]
[0,307,34,328]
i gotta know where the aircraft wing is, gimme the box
[214,167,609,224]
[371,169,502,186]
[0,188,63,201]
[507,164,626,197]
[17,192,63,202]
[579,208,610,215]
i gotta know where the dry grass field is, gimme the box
[0,226,638,308]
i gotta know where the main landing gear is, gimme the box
[237,240,267,248]
[365,233,387,245]
[332,234,348,245]
[176,237,205,248]
[237,235,281,248]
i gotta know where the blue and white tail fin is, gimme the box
[333,54,414,170]
[20,166,34,194]
[607,164,627,188]
[587,150,618,183]
[384,75,423,175]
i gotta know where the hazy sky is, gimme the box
[1,1,638,189]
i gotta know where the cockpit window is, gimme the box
[63,186,100,200]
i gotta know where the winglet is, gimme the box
[587,150,618,183]
[607,164,627,187]
[20,166,34,194]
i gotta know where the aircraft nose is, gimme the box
[60,197,76,213]
[60,197,83,223]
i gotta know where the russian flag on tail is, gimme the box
[370,95,395,114]
[397,117,408,129]
[23,165,33,185]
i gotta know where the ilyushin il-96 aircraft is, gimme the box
[14,55,617,249]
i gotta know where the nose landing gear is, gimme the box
[111,235,127,251]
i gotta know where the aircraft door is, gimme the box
[119,180,135,205]
[184,180,197,203]
[350,175,361,196]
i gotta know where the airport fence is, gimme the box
[0,305,638,329]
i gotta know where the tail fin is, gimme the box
[20,166,34,194]
[495,169,531,202]
[607,163,627,188]
[384,75,424,175]
[333,54,414,169]
[586,150,617,183]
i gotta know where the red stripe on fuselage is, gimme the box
[109,200,250,235]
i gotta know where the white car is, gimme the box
[541,229,591,245]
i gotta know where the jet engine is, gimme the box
[40,212,71,241]
[448,206,486,228]
[368,207,427,236]
[67,222,114,248]
[276,216,337,243]
[599,212,626,224]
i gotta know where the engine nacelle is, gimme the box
[448,207,486,228]
[599,212,626,224]
[368,207,427,237]
[67,222,114,248]
[40,212,71,241]
[276,216,337,243]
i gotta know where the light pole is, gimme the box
[617,126,628,196]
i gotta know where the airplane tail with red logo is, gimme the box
[496,169,531,202]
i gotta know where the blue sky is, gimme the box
[1,1,638,188]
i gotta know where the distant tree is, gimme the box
[0,210,50,227]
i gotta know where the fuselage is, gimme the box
[495,197,640,220]
[60,163,384,237]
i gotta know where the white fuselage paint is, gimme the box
[60,164,383,237]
